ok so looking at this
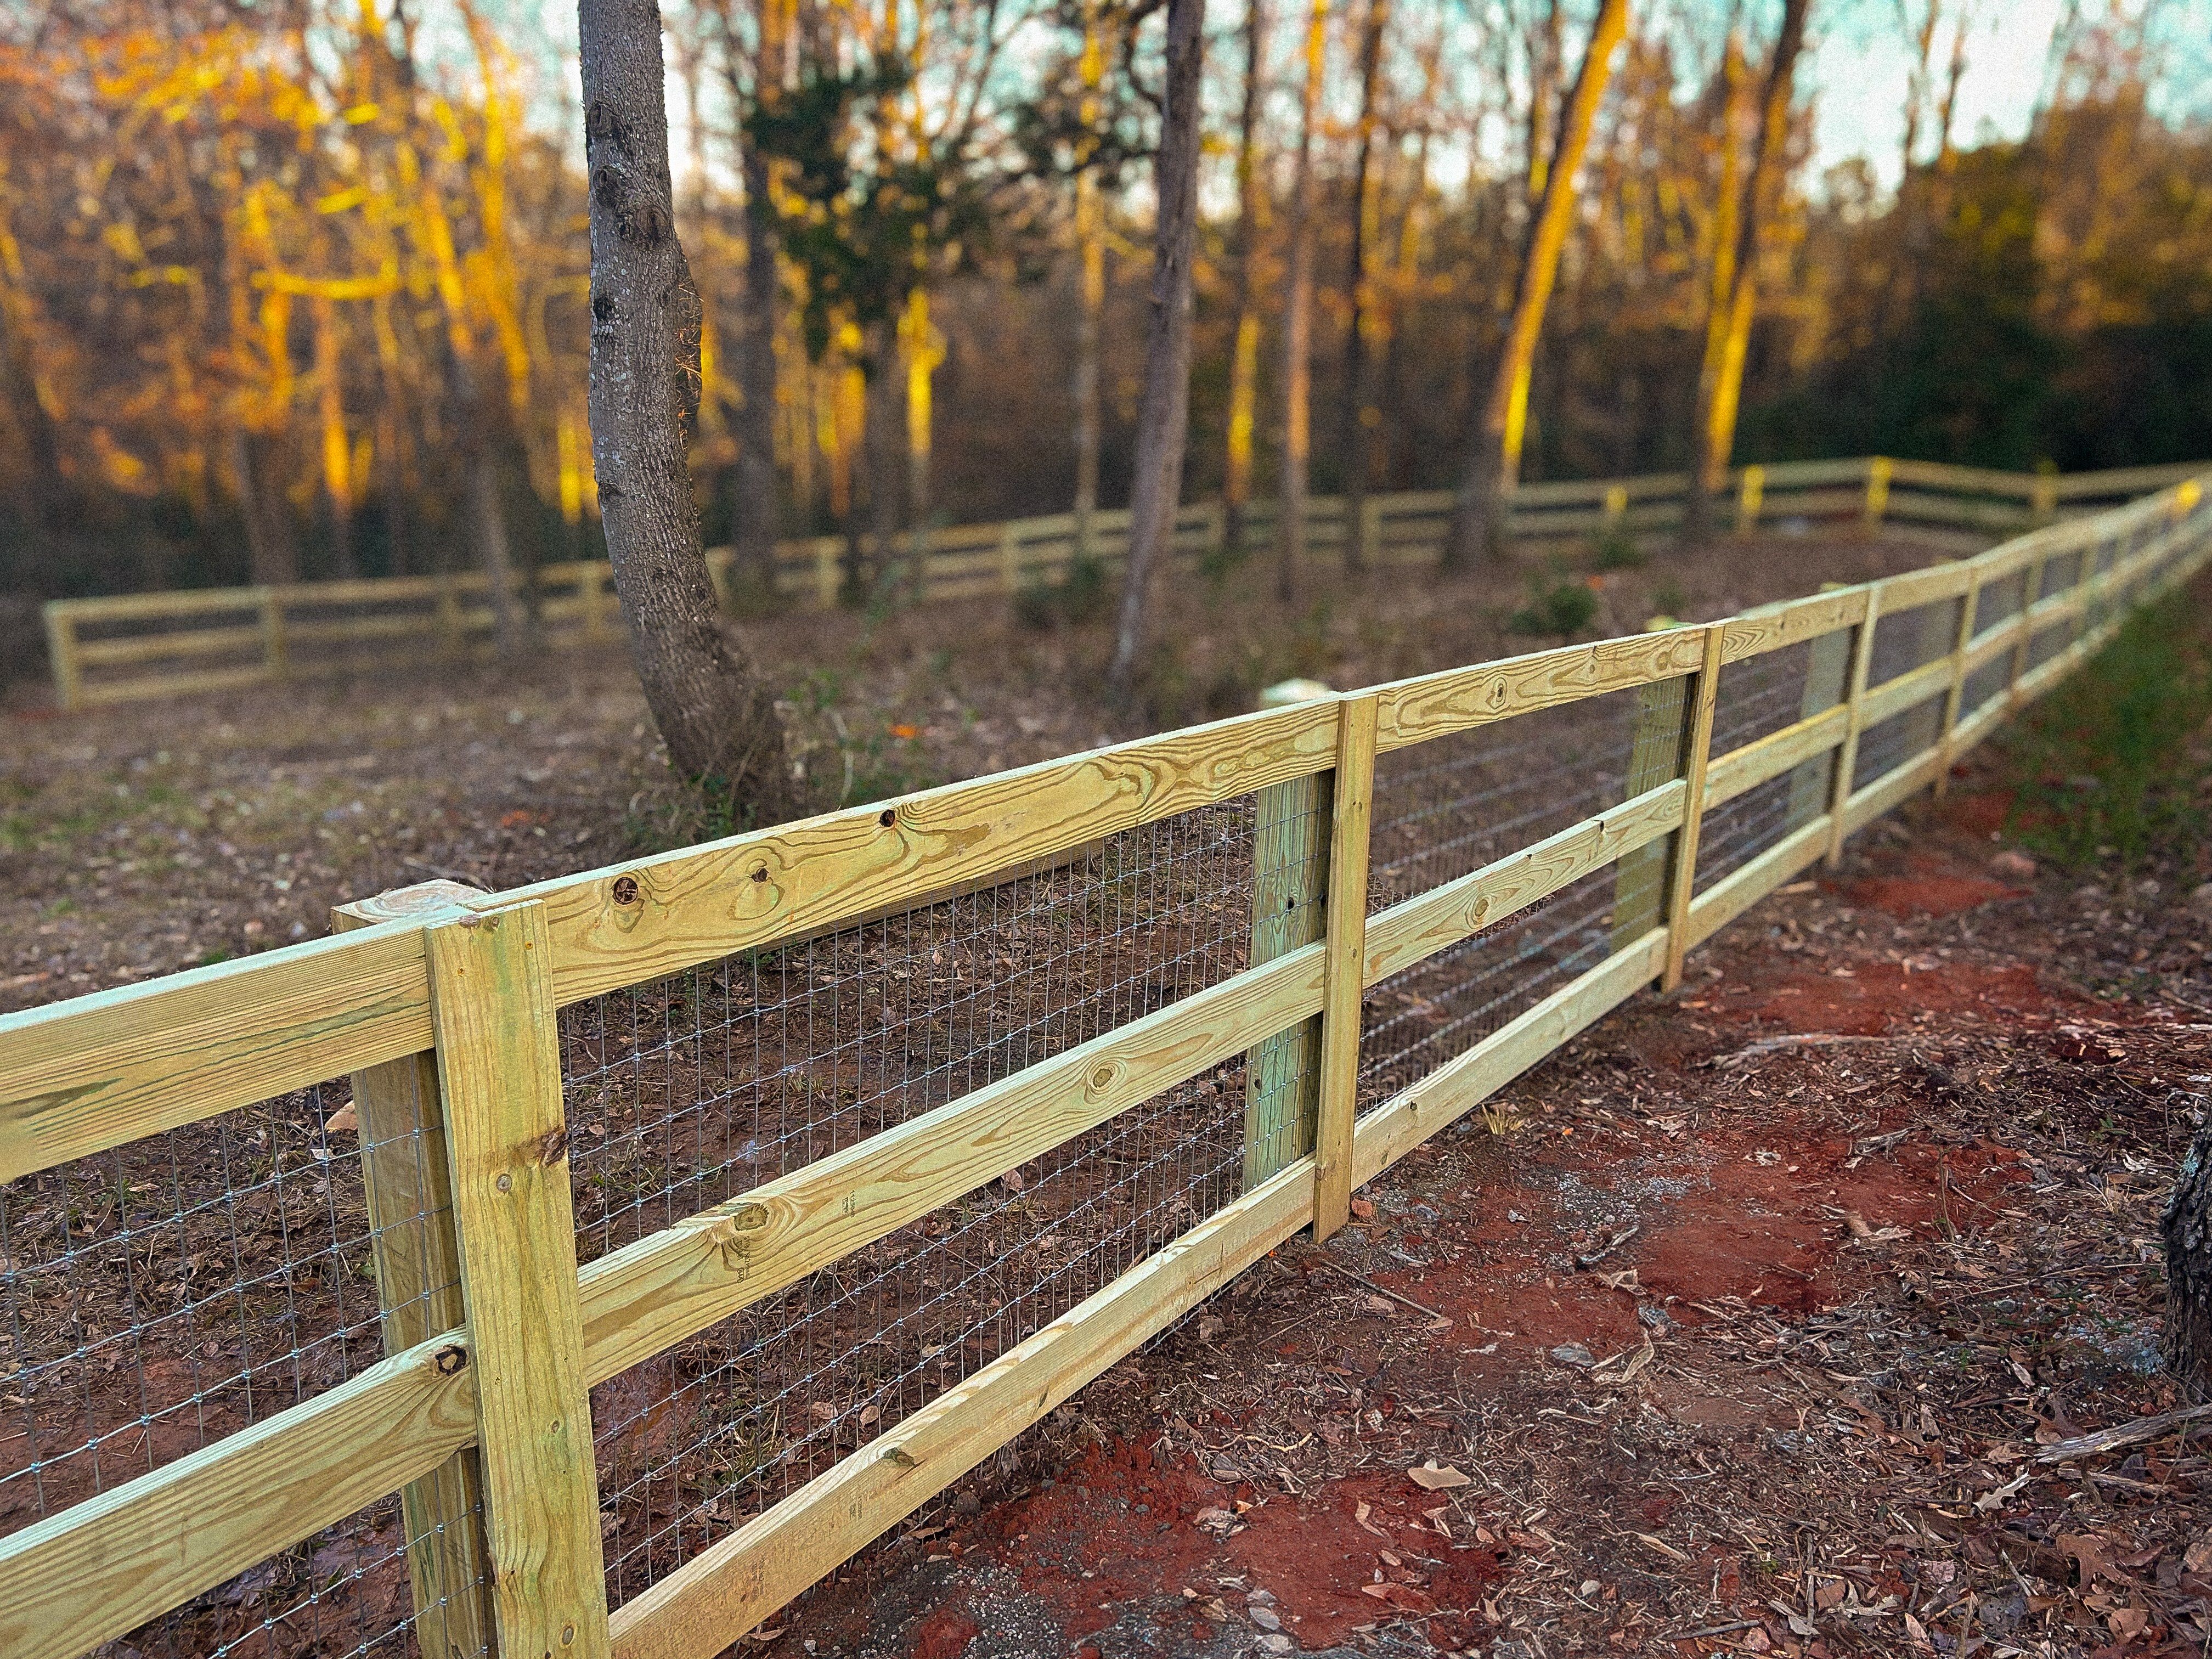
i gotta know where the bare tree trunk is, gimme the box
[1680,31,1747,547]
[1221,0,1267,564]
[1681,0,1809,549]
[1104,0,1204,708]
[1443,0,1628,571]
[1340,0,1389,572]
[1274,0,1327,604]
[1072,6,1107,562]
[580,0,791,812]
[730,50,783,594]
[2166,1111,2212,1401]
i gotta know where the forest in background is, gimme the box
[1,0,2208,610]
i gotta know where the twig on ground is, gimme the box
[1311,1260,1452,1325]
[2032,1401,2212,1465]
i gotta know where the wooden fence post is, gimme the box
[1826,584,1883,868]
[333,882,498,1659]
[43,605,82,712]
[1863,458,1893,531]
[815,537,840,610]
[1735,466,1765,537]
[1611,635,1690,954]
[1244,767,1332,1190]
[1312,694,1377,1240]
[425,899,613,1659]
[1661,626,1725,991]
[438,575,465,657]
[2031,470,2058,524]
[2008,555,2045,708]
[1785,586,1854,832]
[1934,568,1981,800]
[1602,484,1629,529]
[998,523,1022,594]
[260,587,289,680]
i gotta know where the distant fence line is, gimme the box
[3,466,2208,1659]
[39,453,2205,710]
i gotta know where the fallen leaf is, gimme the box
[323,1102,358,1135]
[1407,1461,1471,1491]
[1349,1197,1375,1221]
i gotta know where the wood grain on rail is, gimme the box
[1373,630,1705,752]
[0,922,433,1183]
[505,701,1340,1007]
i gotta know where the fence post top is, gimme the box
[333,878,489,932]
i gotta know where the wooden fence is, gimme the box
[2,468,2207,1659]
[39,454,2205,711]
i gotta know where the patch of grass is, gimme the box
[1589,527,1645,571]
[1013,550,1111,630]
[1508,571,1600,642]
[2002,586,2212,874]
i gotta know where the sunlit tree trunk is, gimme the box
[1274,0,1327,603]
[580,0,791,812]
[1681,0,1809,549]
[1105,0,1204,708]
[1072,7,1107,562]
[901,286,940,599]
[1340,0,1389,572]
[1679,32,1747,545]
[311,296,358,578]
[1221,0,1267,563]
[1443,0,1628,570]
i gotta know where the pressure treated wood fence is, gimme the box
[2,469,2207,1659]
[40,454,2204,711]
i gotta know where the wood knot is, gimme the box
[538,1127,571,1166]
[619,199,672,246]
[432,1344,468,1375]
[611,874,642,906]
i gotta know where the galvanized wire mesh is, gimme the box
[1971,570,2028,637]
[590,1065,1260,1608]
[560,799,1277,1268]
[1358,864,1626,1107]
[1367,683,1675,914]
[1360,682,1686,1109]
[1694,641,1831,894]
[0,1078,453,1656]
[100,1492,487,1659]
[565,788,1333,1612]
[1869,595,1962,689]
[0,1081,439,1535]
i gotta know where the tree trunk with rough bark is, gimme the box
[1274,0,1327,604]
[1104,0,1204,708]
[580,0,791,814]
[2166,1111,2212,1401]
[1340,0,1388,573]
[1220,0,1267,565]
[1443,0,1627,571]
[1680,0,1808,549]
[730,113,784,595]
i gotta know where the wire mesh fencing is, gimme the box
[563,786,1332,1614]
[1360,681,1689,1107]
[0,1075,463,1658]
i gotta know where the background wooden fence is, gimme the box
[2,469,2207,1659]
[40,454,2205,710]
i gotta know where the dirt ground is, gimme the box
[1,526,1958,1015]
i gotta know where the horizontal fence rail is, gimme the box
[39,455,2208,710]
[3,468,2209,1659]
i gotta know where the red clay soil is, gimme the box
[735,774,2212,1659]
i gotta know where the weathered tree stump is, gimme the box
[2163,1110,2212,1401]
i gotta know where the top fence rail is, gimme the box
[38,454,2208,710]
[2,461,2208,1659]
